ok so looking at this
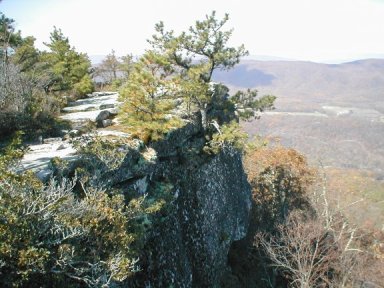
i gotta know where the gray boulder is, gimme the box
[101,119,113,128]
[43,137,63,144]
[35,169,53,182]
[96,110,111,127]
[108,108,119,116]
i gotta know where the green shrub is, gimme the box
[205,121,249,154]
[0,133,164,287]
[110,78,123,90]
[0,177,147,287]
[73,74,94,97]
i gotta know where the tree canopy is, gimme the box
[41,27,93,95]
[0,12,23,62]
[0,15,94,138]
[119,11,275,146]
[94,51,134,89]
[148,11,249,127]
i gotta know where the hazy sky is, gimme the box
[2,0,384,63]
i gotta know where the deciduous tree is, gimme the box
[96,49,120,83]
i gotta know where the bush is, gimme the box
[254,190,384,288]
[204,121,249,154]
[224,146,317,287]
[0,178,146,287]
[73,74,94,97]
[225,145,383,288]
[244,146,316,229]
[0,60,70,139]
[0,134,163,287]
[0,62,32,113]
[0,112,71,139]
[0,113,33,139]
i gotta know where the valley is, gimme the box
[215,59,384,230]
[215,58,384,176]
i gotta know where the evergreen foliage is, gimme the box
[41,27,93,95]
[148,11,249,129]
[205,120,249,154]
[119,11,275,147]
[0,12,23,62]
[119,51,183,143]
[0,16,94,138]
[0,177,144,287]
[232,89,276,120]
[10,36,39,72]
[73,74,94,97]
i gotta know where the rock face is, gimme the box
[145,150,251,287]
[19,88,252,286]
[96,116,252,287]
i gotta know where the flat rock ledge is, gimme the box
[20,92,128,180]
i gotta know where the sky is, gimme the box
[1,0,384,63]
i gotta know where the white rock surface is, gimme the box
[95,130,130,137]
[60,92,120,122]
[21,143,77,171]
[60,110,109,122]
[62,92,119,113]
[20,92,127,179]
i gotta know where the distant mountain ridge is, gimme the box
[89,55,384,113]
[216,58,384,176]
[213,58,384,113]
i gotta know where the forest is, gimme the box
[1,10,383,287]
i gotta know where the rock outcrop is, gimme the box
[85,115,252,287]
[142,148,251,287]
[59,92,119,129]
[19,92,127,179]
[23,90,252,287]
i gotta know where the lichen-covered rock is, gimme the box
[143,148,252,287]
[104,117,252,287]
[53,109,251,287]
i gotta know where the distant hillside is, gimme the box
[214,59,384,177]
[214,59,384,112]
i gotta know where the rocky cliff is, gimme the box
[76,115,252,287]
[142,148,251,287]
[29,89,253,287]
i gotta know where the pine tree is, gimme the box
[119,11,275,147]
[119,51,182,143]
[41,27,93,95]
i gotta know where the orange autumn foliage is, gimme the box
[244,146,316,230]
